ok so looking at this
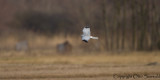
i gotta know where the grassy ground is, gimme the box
[0,51,160,80]
[0,51,159,64]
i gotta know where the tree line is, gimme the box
[0,0,160,51]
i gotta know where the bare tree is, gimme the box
[113,0,121,51]
[102,0,109,50]
[131,0,137,50]
[121,0,126,50]
[137,0,149,50]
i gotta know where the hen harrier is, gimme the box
[81,26,98,43]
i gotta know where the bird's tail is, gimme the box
[90,36,98,39]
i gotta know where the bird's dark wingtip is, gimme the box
[82,40,88,43]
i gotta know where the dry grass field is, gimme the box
[1,0,160,79]
[0,51,160,80]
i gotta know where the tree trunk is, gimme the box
[114,0,121,51]
[121,4,126,50]
[102,0,109,51]
[131,0,136,51]
[150,0,155,50]
[137,0,149,50]
[110,26,114,50]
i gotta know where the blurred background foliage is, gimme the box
[0,0,160,53]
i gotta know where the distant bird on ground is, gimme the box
[16,40,29,51]
[146,62,158,66]
[81,26,98,43]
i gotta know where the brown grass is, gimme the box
[0,52,160,80]
[0,51,159,64]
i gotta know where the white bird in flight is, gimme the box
[81,26,98,43]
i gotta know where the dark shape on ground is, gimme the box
[146,62,158,66]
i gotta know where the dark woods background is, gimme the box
[0,0,160,52]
